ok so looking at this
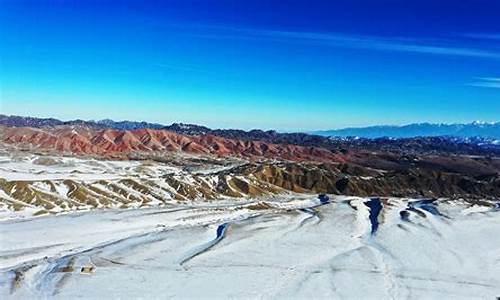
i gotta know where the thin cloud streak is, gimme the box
[461,33,500,40]
[244,28,500,59]
[469,77,500,89]
[191,25,500,59]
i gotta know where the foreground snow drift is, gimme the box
[1,196,499,299]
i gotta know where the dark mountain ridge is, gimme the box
[1,114,499,156]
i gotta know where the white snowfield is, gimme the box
[0,154,183,181]
[1,195,499,299]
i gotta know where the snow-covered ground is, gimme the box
[1,196,499,299]
[0,153,252,218]
[0,153,182,181]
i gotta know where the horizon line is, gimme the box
[1,113,499,133]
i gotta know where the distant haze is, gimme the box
[312,122,500,139]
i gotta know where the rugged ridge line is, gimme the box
[2,114,499,156]
[0,125,340,162]
[1,160,499,217]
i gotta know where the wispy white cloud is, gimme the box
[469,77,500,89]
[461,33,500,40]
[250,29,500,59]
[190,26,500,59]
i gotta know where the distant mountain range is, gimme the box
[313,122,500,139]
[3,115,499,139]
[1,115,499,156]
[0,115,166,131]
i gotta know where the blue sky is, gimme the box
[1,0,499,131]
